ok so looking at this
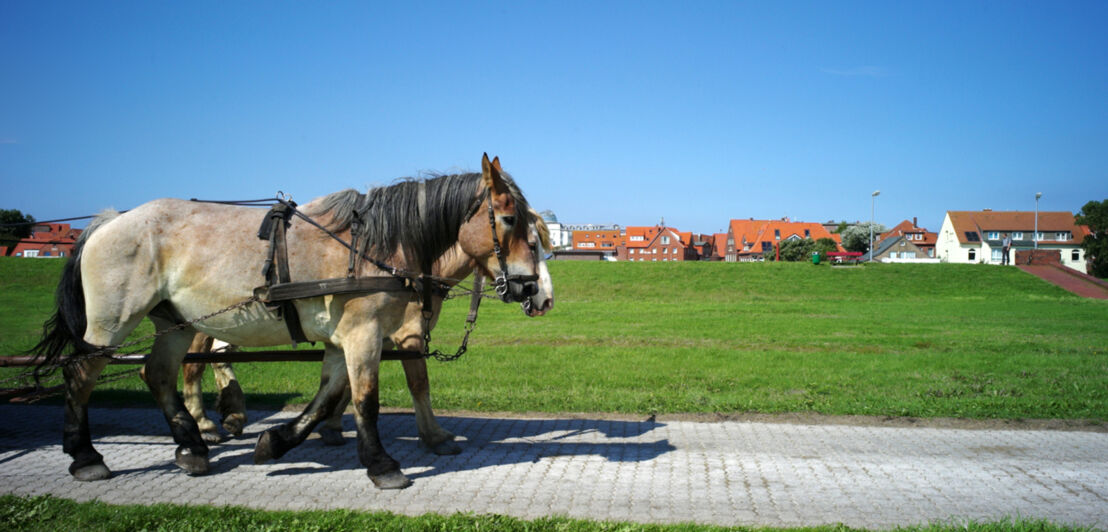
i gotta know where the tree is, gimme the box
[777,238,815,261]
[840,222,886,254]
[1076,199,1108,278]
[813,237,839,256]
[0,209,35,256]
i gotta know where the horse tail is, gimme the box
[29,210,120,383]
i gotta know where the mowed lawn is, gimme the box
[2,257,1106,420]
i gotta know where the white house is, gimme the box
[538,210,572,250]
[936,210,1090,272]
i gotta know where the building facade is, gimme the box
[2,222,82,258]
[936,210,1090,271]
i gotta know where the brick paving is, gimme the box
[1,404,1106,529]
[1019,265,1108,299]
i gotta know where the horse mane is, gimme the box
[305,171,532,270]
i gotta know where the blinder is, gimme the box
[484,186,542,304]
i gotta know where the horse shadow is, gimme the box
[207,411,675,479]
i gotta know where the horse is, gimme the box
[178,213,552,452]
[31,154,553,489]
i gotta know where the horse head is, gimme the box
[459,153,554,317]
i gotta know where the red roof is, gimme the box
[728,218,843,254]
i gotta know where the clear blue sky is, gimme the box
[2,1,1106,234]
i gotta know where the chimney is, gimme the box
[913,217,917,228]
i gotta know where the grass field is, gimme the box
[2,257,1106,420]
[0,495,1093,532]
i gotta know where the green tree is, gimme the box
[0,209,35,256]
[841,222,886,253]
[778,238,815,261]
[813,237,839,256]
[1076,199,1108,278]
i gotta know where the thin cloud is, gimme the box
[820,66,890,78]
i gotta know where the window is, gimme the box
[578,242,595,248]
[774,229,781,240]
[1056,232,1071,241]
[630,235,644,242]
[968,248,976,261]
[889,252,898,259]
[987,231,999,240]
[928,249,934,257]
[1034,232,1044,241]
[991,249,1003,262]
[965,232,980,242]
[1072,249,1081,261]
[804,229,810,238]
[661,236,670,245]
[1013,232,1023,240]
[24,250,39,257]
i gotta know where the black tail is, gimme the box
[29,252,98,384]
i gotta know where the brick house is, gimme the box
[618,225,700,261]
[724,218,843,262]
[2,222,82,258]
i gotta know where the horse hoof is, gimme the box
[222,414,246,437]
[369,470,412,490]
[201,430,225,444]
[253,428,288,464]
[72,463,112,481]
[175,447,209,476]
[318,426,346,446]
[424,438,462,455]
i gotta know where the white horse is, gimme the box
[32,154,553,489]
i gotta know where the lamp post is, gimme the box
[870,190,880,261]
[1034,192,1042,250]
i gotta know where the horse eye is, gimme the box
[501,215,515,227]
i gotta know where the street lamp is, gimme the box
[1034,192,1042,250]
[870,190,881,261]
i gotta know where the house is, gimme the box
[936,210,1090,271]
[617,223,700,262]
[570,224,622,252]
[724,218,843,262]
[877,218,938,259]
[865,234,940,263]
[2,222,82,258]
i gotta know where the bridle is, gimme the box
[484,188,540,304]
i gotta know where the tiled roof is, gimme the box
[728,219,844,254]
[946,211,1088,245]
[879,219,937,247]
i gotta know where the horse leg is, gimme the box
[401,358,460,455]
[344,333,410,489]
[316,355,351,446]
[208,339,246,437]
[62,356,113,481]
[144,325,210,475]
[211,359,246,437]
[182,360,222,443]
[253,345,348,462]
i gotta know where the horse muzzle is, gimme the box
[495,273,539,303]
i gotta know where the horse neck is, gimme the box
[431,243,476,285]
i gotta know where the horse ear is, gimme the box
[481,152,502,192]
[491,156,502,172]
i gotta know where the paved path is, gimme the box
[1019,264,1108,299]
[1,404,1105,529]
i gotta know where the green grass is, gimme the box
[3,258,1107,420]
[0,495,1094,532]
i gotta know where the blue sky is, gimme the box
[2,1,1106,234]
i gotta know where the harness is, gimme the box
[235,186,535,358]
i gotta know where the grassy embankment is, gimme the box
[2,257,1106,420]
